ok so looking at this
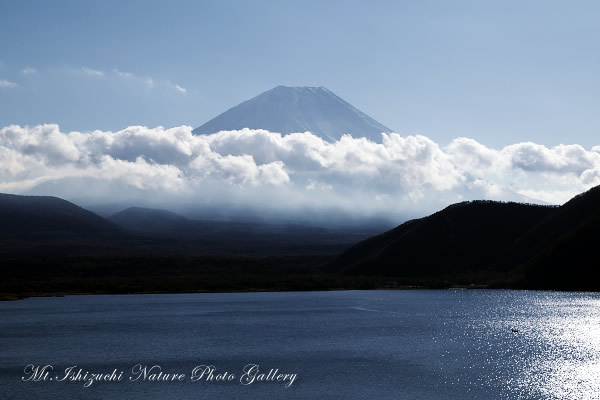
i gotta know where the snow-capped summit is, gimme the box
[193,86,392,142]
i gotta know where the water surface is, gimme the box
[1,290,599,399]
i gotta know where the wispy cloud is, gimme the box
[81,66,104,77]
[22,66,38,75]
[165,81,187,94]
[174,84,187,94]
[0,79,17,88]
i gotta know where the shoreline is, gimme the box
[10,285,562,302]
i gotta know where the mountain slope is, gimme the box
[0,193,128,256]
[333,201,555,277]
[506,185,600,266]
[520,213,600,290]
[513,186,600,289]
[0,193,123,237]
[193,86,392,142]
[108,207,194,236]
[334,185,600,289]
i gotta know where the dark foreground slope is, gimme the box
[515,186,600,290]
[333,201,554,277]
[506,186,600,266]
[334,186,600,289]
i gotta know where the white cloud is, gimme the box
[162,82,188,94]
[81,67,104,77]
[174,84,186,94]
[22,66,37,75]
[96,155,185,191]
[0,79,17,88]
[1,124,599,221]
[503,142,595,173]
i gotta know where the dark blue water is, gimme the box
[1,290,599,399]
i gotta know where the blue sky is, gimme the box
[1,0,599,148]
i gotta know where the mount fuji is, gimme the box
[193,86,392,142]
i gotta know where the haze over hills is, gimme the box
[107,206,382,255]
[193,86,392,142]
[0,195,382,257]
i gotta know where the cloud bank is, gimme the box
[1,125,599,222]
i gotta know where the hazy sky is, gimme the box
[1,0,599,149]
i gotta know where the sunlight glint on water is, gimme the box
[1,290,599,399]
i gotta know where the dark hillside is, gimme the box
[108,207,194,236]
[0,193,124,237]
[334,201,555,277]
[506,185,600,267]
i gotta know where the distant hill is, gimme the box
[0,193,123,237]
[108,207,194,236]
[193,86,392,142]
[0,195,384,257]
[107,206,383,256]
[0,193,127,255]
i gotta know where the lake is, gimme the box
[1,290,599,399]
